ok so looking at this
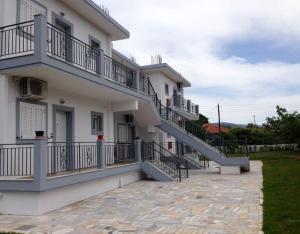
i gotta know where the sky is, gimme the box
[95,0,300,124]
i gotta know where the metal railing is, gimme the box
[0,21,34,58]
[47,142,98,175]
[104,142,135,166]
[0,144,34,177]
[142,141,188,182]
[162,141,209,168]
[171,94,199,115]
[47,23,101,74]
[104,55,137,89]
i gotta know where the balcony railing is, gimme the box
[172,94,199,115]
[0,16,138,90]
[47,142,99,175]
[0,21,35,58]
[104,55,137,89]
[104,142,136,166]
[47,23,101,75]
[0,144,34,177]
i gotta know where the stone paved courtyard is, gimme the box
[0,161,263,234]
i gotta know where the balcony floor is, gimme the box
[0,161,262,233]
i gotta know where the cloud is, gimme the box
[95,0,300,124]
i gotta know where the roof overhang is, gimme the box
[60,0,130,41]
[140,63,191,87]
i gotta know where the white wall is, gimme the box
[3,76,115,144]
[0,171,143,215]
[146,72,178,147]
[1,0,112,54]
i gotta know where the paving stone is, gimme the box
[0,161,262,233]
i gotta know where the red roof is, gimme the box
[202,123,229,134]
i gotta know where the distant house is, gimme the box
[202,123,230,134]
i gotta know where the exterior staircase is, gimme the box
[145,78,250,172]
[141,142,189,182]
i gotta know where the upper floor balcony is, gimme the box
[0,15,141,99]
[172,94,199,115]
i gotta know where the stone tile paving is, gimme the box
[0,161,263,234]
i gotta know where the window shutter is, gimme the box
[20,0,46,22]
[19,102,46,139]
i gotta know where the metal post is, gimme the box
[186,160,189,178]
[33,137,47,189]
[217,104,222,152]
[179,166,181,182]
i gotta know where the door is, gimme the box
[55,19,72,61]
[55,110,67,142]
[90,40,101,74]
[117,123,135,162]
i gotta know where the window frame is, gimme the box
[165,83,169,96]
[16,0,47,23]
[16,98,48,143]
[91,111,103,135]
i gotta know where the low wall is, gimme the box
[0,171,143,215]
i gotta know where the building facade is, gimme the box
[0,0,249,215]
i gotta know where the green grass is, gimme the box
[250,151,300,234]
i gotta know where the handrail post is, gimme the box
[33,137,47,190]
[186,160,189,178]
[34,14,47,61]
[179,166,181,182]
[147,77,150,95]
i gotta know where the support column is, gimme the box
[187,100,191,112]
[99,49,105,77]
[135,70,140,91]
[97,140,106,169]
[0,75,8,144]
[134,138,142,162]
[34,14,48,61]
[33,138,47,188]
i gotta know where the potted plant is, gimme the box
[35,130,44,137]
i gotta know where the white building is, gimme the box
[0,0,249,215]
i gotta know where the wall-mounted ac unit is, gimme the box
[124,114,134,123]
[20,77,48,100]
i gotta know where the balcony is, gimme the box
[171,93,199,119]
[0,139,139,191]
[0,15,141,98]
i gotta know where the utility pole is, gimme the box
[253,115,256,125]
[217,104,222,152]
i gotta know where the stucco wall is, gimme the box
[1,0,112,55]
[0,171,143,215]
[2,75,116,144]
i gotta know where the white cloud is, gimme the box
[95,0,300,124]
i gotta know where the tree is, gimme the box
[264,106,300,144]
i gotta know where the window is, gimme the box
[91,112,103,135]
[19,101,47,139]
[165,83,169,95]
[18,0,47,23]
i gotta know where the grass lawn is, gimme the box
[250,151,300,234]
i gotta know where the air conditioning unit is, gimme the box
[124,114,134,123]
[20,78,47,100]
[177,82,183,90]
